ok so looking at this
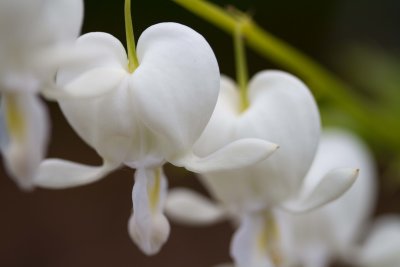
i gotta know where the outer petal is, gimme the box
[0,92,48,190]
[165,188,226,225]
[128,167,170,255]
[132,22,220,159]
[357,215,400,267]
[174,138,278,173]
[195,72,320,209]
[34,159,119,189]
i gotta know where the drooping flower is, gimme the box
[0,0,84,189]
[275,130,400,267]
[276,129,377,267]
[33,22,277,255]
[165,70,360,267]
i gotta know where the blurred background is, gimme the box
[0,0,399,266]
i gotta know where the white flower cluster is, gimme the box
[0,1,398,266]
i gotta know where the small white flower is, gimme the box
[278,129,377,267]
[34,23,277,255]
[0,0,83,189]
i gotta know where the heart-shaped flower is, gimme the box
[34,22,277,255]
[0,0,83,189]
[165,70,360,266]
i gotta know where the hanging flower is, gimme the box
[165,76,361,267]
[33,20,277,255]
[0,0,84,189]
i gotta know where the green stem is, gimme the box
[125,0,139,72]
[173,0,400,152]
[234,19,250,111]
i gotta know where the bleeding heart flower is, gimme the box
[0,0,83,189]
[34,22,277,255]
[165,70,360,267]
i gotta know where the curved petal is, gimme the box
[128,167,170,255]
[281,168,359,213]
[357,215,400,267]
[175,138,278,173]
[34,159,119,189]
[132,22,220,158]
[165,188,226,225]
[0,92,48,190]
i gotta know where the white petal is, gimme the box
[231,214,276,267]
[174,138,278,173]
[357,215,400,267]
[281,168,359,213]
[132,22,220,158]
[165,188,226,225]
[128,167,170,255]
[40,0,83,42]
[34,159,118,189]
[0,92,49,190]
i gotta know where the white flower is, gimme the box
[165,72,360,266]
[277,129,377,267]
[34,23,277,255]
[0,0,83,189]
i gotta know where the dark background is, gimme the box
[1,0,399,266]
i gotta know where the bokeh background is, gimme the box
[1,0,399,266]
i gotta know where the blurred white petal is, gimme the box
[34,159,118,189]
[357,215,400,267]
[166,188,226,225]
[0,92,48,190]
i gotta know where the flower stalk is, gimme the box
[125,0,139,72]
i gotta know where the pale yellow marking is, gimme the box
[4,94,25,142]
[257,213,283,266]
[148,168,161,214]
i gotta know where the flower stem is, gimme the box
[125,0,139,72]
[173,0,400,152]
[234,19,250,112]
